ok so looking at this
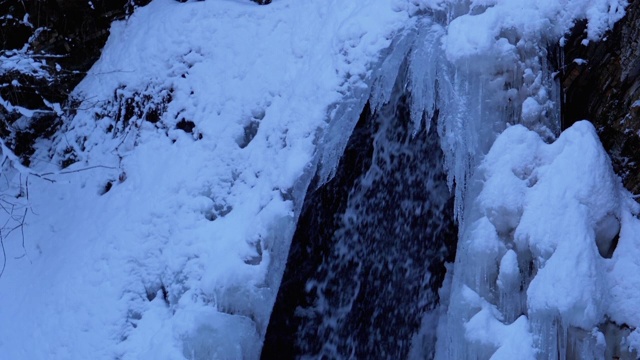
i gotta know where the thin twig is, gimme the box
[41,165,117,176]
[0,230,6,278]
[20,208,27,257]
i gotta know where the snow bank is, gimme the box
[0,0,421,358]
[441,0,627,63]
[437,121,640,358]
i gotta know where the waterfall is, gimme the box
[264,6,566,357]
[263,60,457,358]
[265,2,640,358]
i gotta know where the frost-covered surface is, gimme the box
[0,1,420,358]
[436,122,640,359]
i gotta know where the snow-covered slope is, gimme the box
[0,1,419,358]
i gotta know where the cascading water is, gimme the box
[262,62,457,358]
[263,2,639,358]
[263,9,564,358]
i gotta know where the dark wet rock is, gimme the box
[562,1,640,195]
[0,0,151,165]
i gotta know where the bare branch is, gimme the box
[41,165,118,177]
[0,230,6,278]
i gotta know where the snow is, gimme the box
[0,0,638,358]
[437,121,640,358]
[0,0,419,358]
[417,0,627,221]
[608,209,640,327]
[441,0,626,64]
[425,2,634,354]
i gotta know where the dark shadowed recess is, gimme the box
[262,71,457,359]
[1,0,151,106]
[0,0,150,164]
[560,0,640,195]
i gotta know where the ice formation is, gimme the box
[436,121,640,359]
[427,0,640,359]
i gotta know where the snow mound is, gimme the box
[437,121,640,358]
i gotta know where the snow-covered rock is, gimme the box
[437,121,640,359]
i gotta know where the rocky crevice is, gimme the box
[562,0,640,195]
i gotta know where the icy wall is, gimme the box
[431,0,640,359]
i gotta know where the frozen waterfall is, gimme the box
[263,59,456,358]
[1,0,639,359]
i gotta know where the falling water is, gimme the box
[262,63,457,359]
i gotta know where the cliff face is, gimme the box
[562,0,640,195]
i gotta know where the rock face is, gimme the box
[0,0,149,164]
[562,1,640,195]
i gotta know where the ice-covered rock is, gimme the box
[437,121,640,359]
